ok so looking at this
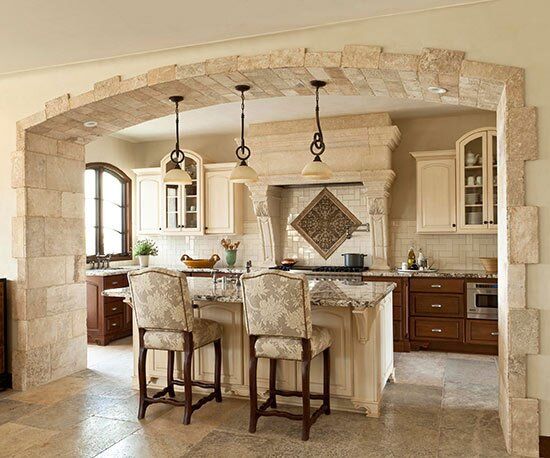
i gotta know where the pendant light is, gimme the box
[302,80,332,180]
[229,85,258,184]
[164,96,193,185]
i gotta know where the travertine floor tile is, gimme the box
[9,375,90,405]
[0,398,42,425]
[0,422,58,456]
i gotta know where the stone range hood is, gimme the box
[240,113,401,269]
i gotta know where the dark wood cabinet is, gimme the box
[0,279,10,390]
[86,274,132,345]
[411,317,464,341]
[466,319,498,345]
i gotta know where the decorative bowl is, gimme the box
[479,257,498,274]
[281,258,297,267]
[181,254,220,269]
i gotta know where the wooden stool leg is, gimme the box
[137,331,148,419]
[183,333,194,425]
[214,339,222,402]
[167,350,176,398]
[249,336,258,433]
[301,339,311,441]
[323,347,331,415]
[269,359,277,408]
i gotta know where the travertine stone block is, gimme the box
[44,218,84,256]
[26,287,48,320]
[50,335,87,380]
[506,263,526,309]
[341,45,381,68]
[270,48,305,68]
[461,59,522,83]
[94,76,122,100]
[507,355,527,398]
[46,283,85,316]
[206,55,238,74]
[26,256,66,289]
[509,308,539,355]
[147,65,176,86]
[58,140,85,161]
[503,160,525,207]
[12,150,47,189]
[505,107,538,161]
[237,53,271,72]
[25,133,58,155]
[61,193,84,219]
[12,215,46,258]
[26,188,62,217]
[510,398,539,457]
[16,111,47,134]
[68,90,95,110]
[71,309,88,338]
[27,314,69,349]
[45,94,70,119]
[305,51,341,68]
[46,155,84,193]
[176,62,206,79]
[66,255,86,284]
[11,217,25,258]
[12,346,51,390]
[379,53,419,71]
[502,69,525,108]
[419,48,464,75]
[508,206,538,264]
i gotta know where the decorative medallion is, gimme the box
[290,188,362,260]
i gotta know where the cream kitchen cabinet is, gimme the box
[133,168,162,234]
[160,150,203,235]
[410,150,457,233]
[456,127,497,234]
[204,163,243,235]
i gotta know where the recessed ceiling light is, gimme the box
[427,86,448,94]
[83,120,98,128]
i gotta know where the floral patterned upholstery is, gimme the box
[241,270,312,338]
[255,326,332,360]
[143,318,222,351]
[241,270,332,360]
[128,268,222,350]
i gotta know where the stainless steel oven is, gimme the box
[467,281,498,319]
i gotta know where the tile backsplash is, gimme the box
[390,219,497,270]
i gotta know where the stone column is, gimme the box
[361,170,395,270]
[247,183,282,267]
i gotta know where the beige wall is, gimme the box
[1,0,548,436]
[391,111,496,220]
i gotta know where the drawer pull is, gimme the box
[431,328,442,333]
[111,323,117,327]
[112,281,119,285]
[112,307,118,311]
[431,304,442,308]
[491,332,498,336]
[431,284,442,288]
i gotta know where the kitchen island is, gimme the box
[105,276,396,417]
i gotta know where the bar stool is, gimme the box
[241,270,332,441]
[128,268,222,424]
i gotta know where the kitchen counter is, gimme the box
[85,265,248,277]
[363,269,497,279]
[104,277,396,310]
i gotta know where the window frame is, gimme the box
[85,162,132,262]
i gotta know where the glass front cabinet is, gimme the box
[456,128,497,234]
[160,150,203,234]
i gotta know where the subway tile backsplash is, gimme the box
[145,185,497,271]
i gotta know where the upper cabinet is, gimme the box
[456,128,497,234]
[160,151,203,235]
[411,151,456,234]
[412,127,497,235]
[134,168,162,235]
[204,163,243,235]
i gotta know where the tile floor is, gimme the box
[0,342,511,457]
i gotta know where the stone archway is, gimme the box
[11,45,539,456]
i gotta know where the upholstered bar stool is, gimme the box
[241,270,332,441]
[128,267,222,424]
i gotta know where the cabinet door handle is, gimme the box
[491,332,498,336]
[452,223,456,228]
[431,328,442,333]
[112,307,118,311]
[112,281,118,285]
[431,304,442,308]
[112,323,117,327]
[431,284,442,288]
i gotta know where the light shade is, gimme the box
[301,159,332,180]
[164,166,193,185]
[229,163,258,183]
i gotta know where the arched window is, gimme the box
[85,163,132,260]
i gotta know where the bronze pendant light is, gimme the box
[164,95,192,184]
[302,80,332,180]
[229,85,258,183]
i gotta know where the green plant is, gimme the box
[133,239,158,257]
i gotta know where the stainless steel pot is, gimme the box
[342,253,367,268]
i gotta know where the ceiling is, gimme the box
[1,0,490,75]
[112,95,481,143]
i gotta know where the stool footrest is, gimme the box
[275,389,324,400]
[255,404,328,422]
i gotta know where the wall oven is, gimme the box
[467,281,498,320]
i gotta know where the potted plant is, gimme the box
[220,238,240,268]
[133,239,158,268]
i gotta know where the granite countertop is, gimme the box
[363,269,497,279]
[85,265,247,277]
[103,277,396,310]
